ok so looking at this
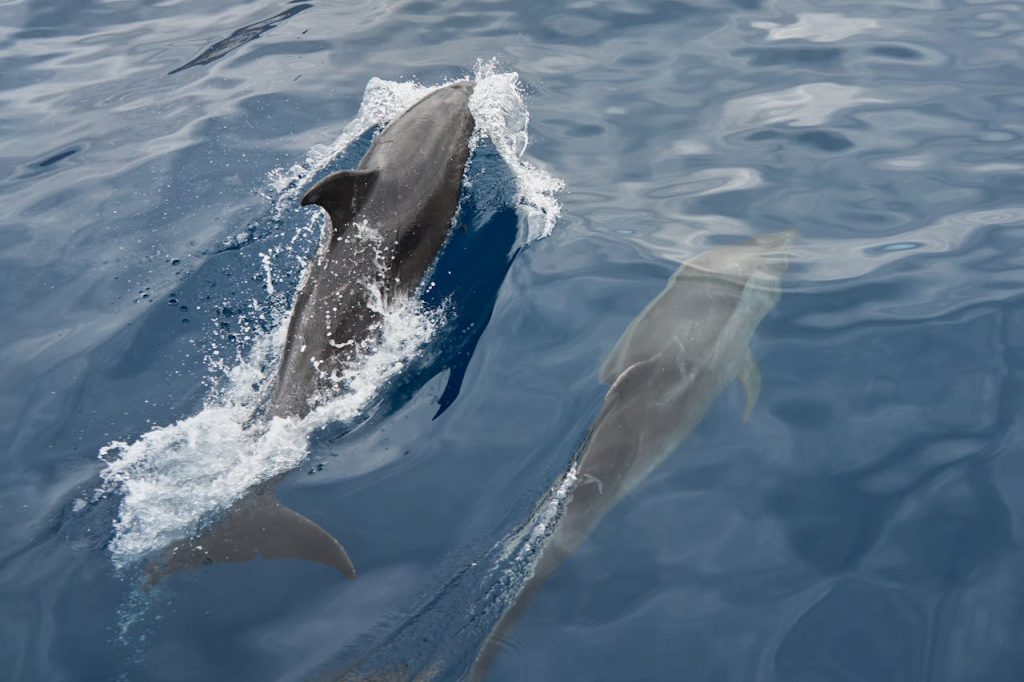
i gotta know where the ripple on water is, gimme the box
[752,13,883,43]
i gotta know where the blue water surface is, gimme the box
[4,0,1024,680]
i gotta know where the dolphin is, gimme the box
[148,81,476,583]
[271,80,476,418]
[469,231,794,679]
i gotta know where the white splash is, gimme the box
[98,63,561,564]
[259,251,275,295]
[468,59,565,241]
[99,293,445,560]
[494,464,579,567]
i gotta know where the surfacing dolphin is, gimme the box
[469,230,794,679]
[273,80,476,419]
[148,81,476,583]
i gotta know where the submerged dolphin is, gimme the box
[470,231,793,679]
[149,81,476,583]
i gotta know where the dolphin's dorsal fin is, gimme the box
[146,488,355,585]
[301,169,379,236]
[739,348,761,422]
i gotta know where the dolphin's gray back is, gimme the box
[357,82,475,288]
[601,241,786,384]
[601,271,745,383]
[593,237,791,499]
[148,82,478,587]
[269,82,475,418]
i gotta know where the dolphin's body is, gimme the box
[271,80,476,418]
[149,82,476,583]
[470,231,793,679]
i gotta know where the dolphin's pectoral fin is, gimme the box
[580,473,604,494]
[300,168,379,235]
[739,348,761,423]
[145,489,355,585]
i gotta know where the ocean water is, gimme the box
[3,0,1024,680]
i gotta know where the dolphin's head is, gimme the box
[447,79,475,95]
[740,230,794,304]
[685,229,795,303]
[386,80,476,139]
[424,80,475,109]
[747,228,796,278]
[751,228,797,252]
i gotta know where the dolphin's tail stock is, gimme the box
[144,486,355,586]
[467,576,544,682]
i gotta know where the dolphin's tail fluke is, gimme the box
[145,487,355,585]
